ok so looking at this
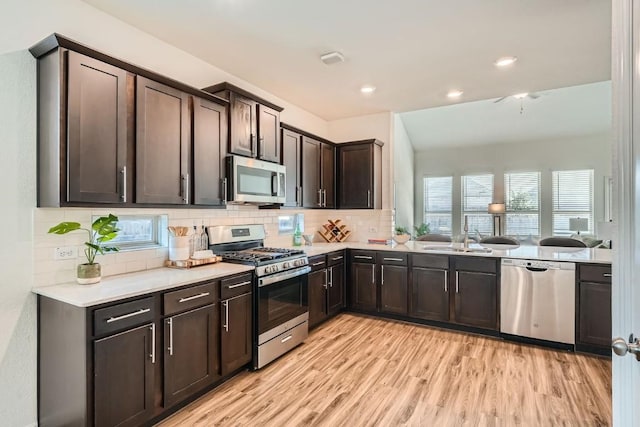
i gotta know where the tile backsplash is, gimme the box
[34,206,393,287]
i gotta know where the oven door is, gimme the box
[257,266,310,336]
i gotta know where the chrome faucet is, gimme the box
[463,215,469,249]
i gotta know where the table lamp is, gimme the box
[569,217,589,235]
[488,203,506,236]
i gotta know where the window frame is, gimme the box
[461,173,494,236]
[551,169,595,236]
[93,214,167,251]
[504,171,541,237]
[423,176,453,236]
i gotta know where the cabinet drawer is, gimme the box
[412,253,449,269]
[378,251,408,266]
[454,256,497,274]
[327,250,345,266]
[579,264,612,284]
[94,296,155,337]
[164,282,217,316]
[309,254,327,272]
[221,273,253,299]
[350,250,377,264]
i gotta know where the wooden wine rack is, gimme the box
[318,219,351,243]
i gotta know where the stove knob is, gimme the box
[273,265,279,272]
[283,262,290,269]
[264,266,271,274]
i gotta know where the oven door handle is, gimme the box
[258,266,311,287]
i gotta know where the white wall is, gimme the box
[393,114,415,232]
[328,112,394,213]
[0,50,37,427]
[413,132,612,237]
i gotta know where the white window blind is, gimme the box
[99,215,166,250]
[504,172,541,237]
[552,169,594,235]
[423,176,453,235]
[462,174,493,235]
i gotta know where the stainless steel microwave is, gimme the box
[226,155,286,204]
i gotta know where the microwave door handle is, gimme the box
[271,172,278,196]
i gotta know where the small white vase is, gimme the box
[77,263,101,285]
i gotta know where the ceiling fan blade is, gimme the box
[494,96,507,103]
[528,93,541,99]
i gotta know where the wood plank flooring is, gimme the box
[158,314,611,426]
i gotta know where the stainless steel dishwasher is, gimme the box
[500,258,576,344]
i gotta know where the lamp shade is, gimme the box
[569,217,589,232]
[488,203,506,214]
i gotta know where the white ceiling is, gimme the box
[81,0,611,121]
[400,81,612,151]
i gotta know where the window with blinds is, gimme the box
[504,172,541,237]
[462,174,493,235]
[552,169,594,235]
[423,176,453,235]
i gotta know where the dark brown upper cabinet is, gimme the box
[136,76,191,204]
[338,139,383,209]
[193,97,228,206]
[281,128,302,207]
[30,34,230,208]
[203,82,283,163]
[302,136,335,208]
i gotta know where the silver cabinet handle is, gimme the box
[455,271,459,293]
[355,255,373,260]
[259,136,264,158]
[381,265,385,286]
[367,190,371,208]
[296,187,301,204]
[167,318,174,356]
[312,261,326,266]
[181,174,190,204]
[323,189,327,207]
[228,281,251,289]
[250,133,256,157]
[331,256,343,261]
[444,270,448,293]
[281,335,293,343]
[185,173,190,204]
[383,257,404,262]
[323,269,328,290]
[329,266,333,288]
[222,300,229,332]
[106,308,150,323]
[317,189,322,206]
[150,323,156,364]
[603,273,612,277]
[371,264,375,284]
[121,166,127,202]
[222,177,228,204]
[178,292,210,303]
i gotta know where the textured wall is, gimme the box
[0,50,37,427]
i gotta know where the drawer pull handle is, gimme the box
[106,308,150,323]
[281,335,293,343]
[383,257,404,262]
[331,256,343,261]
[178,292,210,303]
[355,255,373,260]
[312,261,325,266]
[603,273,612,277]
[228,281,252,289]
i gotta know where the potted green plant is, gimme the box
[48,214,120,284]
[414,222,431,238]
[393,226,411,244]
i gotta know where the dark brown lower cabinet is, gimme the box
[308,268,328,328]
[221,292,252,375]
[453,270,498,330]
[380,265,408,315]
[327,262,345,315]
[578,281,612,348]
[94,323,155,427]
[350,262,377,312]
[410,267,450,322]
[164,304,219,407]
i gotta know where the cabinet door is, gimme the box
[338,143,372,208]
[579,282,612,347]
[327,263,345,315]
[281,129,302,207]
[321,142,335,208]
[257,104,280,162]
[193,97,228,206]
[308,269,328,328]
[350,262,377,312]
[221,293,252,375]
[94,324,154,427]
[229,93,257,158]
[380,265,408,315]
[301,136,321,207]
[66,51,130,204]
[136,76,190,204]
[453,271,498,330]
[164,304,219,407]
[410,267,450,322]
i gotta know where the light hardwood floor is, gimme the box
[158,314,611,426]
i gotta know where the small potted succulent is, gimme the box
[393,226,411,245]
[48,214,120,284]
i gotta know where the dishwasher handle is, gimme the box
[526,266,549,272]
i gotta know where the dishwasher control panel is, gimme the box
[501,258,575,271]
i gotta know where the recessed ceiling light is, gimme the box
[495,56,518,67]
[513,92,529,99]
[447,90,463,98]
[360,85,376,94]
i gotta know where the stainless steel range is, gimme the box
[208,225,310,369]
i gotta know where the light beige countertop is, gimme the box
[300,241,612,264]
[32,262,254,308]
